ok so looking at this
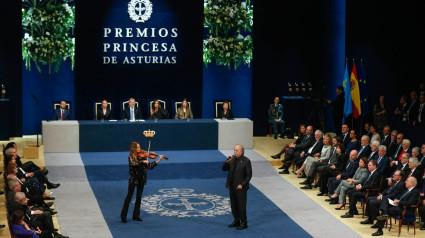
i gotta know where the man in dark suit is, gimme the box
[327,150,359,196]
[393,95,408,121]
[407,157,424,189]
[374,145,389,178]
[383,153,411,192]
[379,125,391,148]
[52,100,72,120]
[294,130,324,172]
[412,94,425,127]
[418,144,425,164]
[341,160,381,218]
[326,85,345,136]
[341,124,350,147]
[386,130,398,158]
[279,125,315,174]
[368,141,379,161]
[122,97,142,120]
[360,170,405,225]
[222,144,252,230]
[372,177,420,236]
[407,90,419,124]
[390,133,404,160]
[357,135,372,159]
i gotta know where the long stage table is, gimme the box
[42,119,253,152]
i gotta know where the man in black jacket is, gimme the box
[341,160,381,218]
[222,144,252,230]
[122,97,142,120]
[372,177,420,236]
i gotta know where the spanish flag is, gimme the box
[350,62,361,119]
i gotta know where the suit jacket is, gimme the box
[352,167,369,185]
[414,103,425,124]
[341,133,350,147]
[53,108,72,120]
[294,134,315,152]
[334,153,349,172]
[408,99,420,123]
[222,155,252,190]
[340,158,359,178]
[390,163,411,180]
[96,108,112,120]
[175,107,193,119]
[375,155,390,177]
[407,168,424,189]
[386,140,397,158]
[380,134,391,148]
[123,106,143,120]
[361,170,381,191]
[358,144,372,159]
[396,188,420,216]
[382,180,405,200]
[368,151,379,160]
[391,144,403,160]
[217,109,234,119]
[304,139,324,157]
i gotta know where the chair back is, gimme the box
[53,101,71,110]
[173,99,191,118]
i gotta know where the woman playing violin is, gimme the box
[120,142,164,223]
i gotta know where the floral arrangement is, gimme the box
[22,0,75,73]
[203,0,253,69]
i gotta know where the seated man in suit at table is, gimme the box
[268,97,285,139]
[53,100,72,120]
[123,98,142,120]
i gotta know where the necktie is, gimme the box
[328,148,336,164]
[377,157,382,164]
[364,172,372,185]
[130,107,134,120]
[346,161,351,169]
[388,141,394,149]
[61,110,64,120]
[388,181,397,193]
[399,189,411,200]
[358,146,364,156]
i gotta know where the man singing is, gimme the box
[222,144,252,230]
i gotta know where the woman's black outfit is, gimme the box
[149,108,169,119]
[97,108,112,120]
[121,155,157,221]
[217,109,234,119]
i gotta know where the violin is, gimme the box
[137,150,169,160]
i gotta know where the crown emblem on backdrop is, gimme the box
[128,0,153,23]
[143,129,156,138]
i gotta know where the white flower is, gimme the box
[241,2,246,9]
[237,34,243,40]
[46,32,50,36]
[229,10,234,18]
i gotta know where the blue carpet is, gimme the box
[80,150,312,238]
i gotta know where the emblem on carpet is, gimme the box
[136,188,231,218]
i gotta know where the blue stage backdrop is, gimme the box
[75,0,203,120]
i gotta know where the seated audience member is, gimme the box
[327,150,359,196]
[412,94,425,127]
[368,141,379,161]
[363,122,372,139]
[8,192,68,238]
[6,164,50,201]
[341,160,381,218]
[345,129,360,155]
[361,170,406,225]
[52,100,72,120]
[271,124,306,159]
[11,210,44,238]
[317,145,348,196]
[217,101,234,119]
[175,98,193,119]
[407,90,419,124]
[5,147,59,189]
[150,99,169,119]
[293,130,324,176]
[268,97,285,139]
[407,157,423,189]
[369,124,381,144]
[122,97,142,120]
[295,133,330,177]
[389,132,404,160]
[374,145,389,178]
[97,99,112,120]
[384,153,411,192]
[379,125,391,148]
[299,136,340,189]
[418,178,425,230]
[329,157,369,209]
[4,142,43,173]
[357,135,372,159]
[340,124,350,147]
[411,146,420,161]
[8,177,53,210]
[393,95,408,121]
[373,95,389,133]
[418,144,425,167]
[386,130,398,157]
[372,177,420,236]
